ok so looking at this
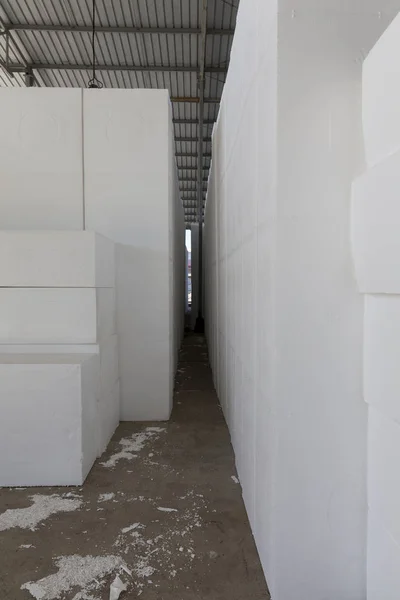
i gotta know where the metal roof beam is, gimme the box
[0,58,14,77]
[6,24,234,36]
[171,97,220,103]
[176,153,211,158]
[179,178,208,181]
[6,63,226,74]
[0,14,36,82]
[175,137,211,143]
[173,119,215,125]
[181,187,207,191]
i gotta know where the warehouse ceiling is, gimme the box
[0,0,238,227]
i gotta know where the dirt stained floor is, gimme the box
[0,334,269,600]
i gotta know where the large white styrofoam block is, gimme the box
[96,288,117,342]
[364,295,400,423]
[0,288,116,344]
[117,244,171,421]
[368,408,400,545]
[0,231,114,288]
[169,101,185,368]
[0,288,97,344]
[0,353,99,486]
[83,89,169,251]
[184,246,189,313]
[83,89,178,421]
[363,12,400,168]
[120,338,171,421]
[191,224,199,330]
[0,88,84,230]
[351,151,400,293]
[96,334,119,455]
[0,344,100,354]
[2,337,120,458]
[98,380,120,457]
[99,334,119,395]
[367,512,400,600]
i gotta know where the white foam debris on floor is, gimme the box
[21,554,123,600]
[109,574,127,600]
[120,564,132,577]
[111,489,208,591]
[231,475,239,484]
[71,593,98,600]
[101,427,166,468]
[145,427,165,433]
[12,486,210,597]
[0,494,82,532]
[121,523,141,534]
[134,560,155,578]
[98,493,115,503]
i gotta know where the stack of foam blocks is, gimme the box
[0,88,120,487]
[0,86,184,486]
[351,13,400,598]
[0,232,119,486]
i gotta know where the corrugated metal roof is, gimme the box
[0,0,239,226]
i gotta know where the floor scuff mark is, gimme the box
[0,494,82,532]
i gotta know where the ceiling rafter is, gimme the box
[176,153,212,158]
[173,119,215,125]
[175,137,211,143]
[5,23,234,36]
[5,63,226,75]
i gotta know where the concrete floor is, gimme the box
[0,334,269,600]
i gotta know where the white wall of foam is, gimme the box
[204,1,398,598]
[352,12,400,599]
